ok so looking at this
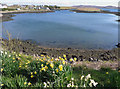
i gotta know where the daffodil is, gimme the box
[45,66,48,70]
[74,58,77,61]
[24,82,27,85]
[41,55,44,57]
[28,82,31,85]
[81,75,84,80]
[13,61,16,63]
[34,71,37,74]
[70,58,73,62]
[13,58,15,60]
[51,58,54,61]
[59,65,63,71]
[64,58,67,60]
[61,58,64,61]
[26,63,28,65]
[0,84,4,86]
[5,52,7,55]
[27,60,30,63]
[1,68,3,72]
[31,72,33,75]
[63,54,66,58]
[59,56,61,60]
[19,66,21,68]
[106,72,109,74]
[56,69,59,73]
[19,54,21,57]
[46,62,49,65]
[62,61,65,65]
[41,67,45,71]
[18,57,20,60]
[41,64,44,67]
[31,75,33,78]
[50,63,54,68]
[55,58,59,61]
[47,56,50,59]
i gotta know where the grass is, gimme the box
[76,7,101,12]
[60,6,76,10]
[73,67,120,87]
[2,8,16,11]
[0,50,120,88]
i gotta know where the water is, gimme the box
[2,10,118,49]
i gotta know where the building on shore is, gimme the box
[0,3,7,8]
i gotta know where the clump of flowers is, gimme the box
[0,50,99,88]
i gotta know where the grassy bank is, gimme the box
[0,50,120,88]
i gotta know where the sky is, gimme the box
[0,0,119,6]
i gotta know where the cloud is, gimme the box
[0,0,119,6]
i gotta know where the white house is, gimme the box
[17,8,21,10]
[0,4,7,8]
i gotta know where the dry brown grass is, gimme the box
[76,7,101,12]
[60,6,76,10]
[72,61,118,70]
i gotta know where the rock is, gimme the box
[88,57,94,61]
[40,52,47,56]
[79,56,83,61]
[116,43,120,48]
[67,47,71,50]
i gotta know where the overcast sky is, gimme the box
[0,0,119,6]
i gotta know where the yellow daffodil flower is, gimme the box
[19,54,21,57]
[50,63,54,68]
[25,65,27,68]
[31,75,33,78]
[63,54,66,58]
[31,72,33,75]
[24,82,27,85]
[28,82,31,85]
[74,58,77,61]
[45,66,48,70]
[0,84,4,86]
[56,69,59,73]
[13,61,16,63]
[70,58,73,62]
[41,64,44,67]
[41,55,44,57]
[59,65,63,71]
[1,68,3,72]
[63,61,65,65]
[34,71,37,74]
[106,72,109,74]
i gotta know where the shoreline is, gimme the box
[2,38,119,62]
[0,9,119,22]
[0,10,54,22]
[71,9,119,16]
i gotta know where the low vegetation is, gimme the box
[76,7,101,12]
[2,8,16,11]
[0,50,120,88]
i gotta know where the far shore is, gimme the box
[0,10,54,22]
[0,9,54,14]
[0,8,119,22]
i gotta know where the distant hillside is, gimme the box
[73,5,119,9]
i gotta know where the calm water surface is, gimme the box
[3,10,118,49]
